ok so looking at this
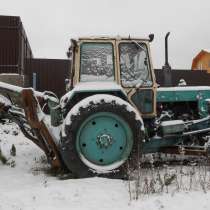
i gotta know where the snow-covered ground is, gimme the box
[0,123,210,210]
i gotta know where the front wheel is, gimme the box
[60,94,144,178]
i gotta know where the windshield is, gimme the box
[119,42,152,87]
[80,42,115,82]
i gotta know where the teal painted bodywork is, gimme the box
[157,87,210,117]
[131,89,154,114]
[76,112,133,166]
[142,87,210,153]
[143,136,182,153]
[57,85,210,158]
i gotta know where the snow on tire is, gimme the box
[60,94,144,178]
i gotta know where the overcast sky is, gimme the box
[1,0,210,69]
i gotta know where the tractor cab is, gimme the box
[67,36,157,118]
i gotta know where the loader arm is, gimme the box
[0,82,63,170]
[21,89,63,170]
[0,82,40,106]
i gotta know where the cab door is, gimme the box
[116,40,157,118]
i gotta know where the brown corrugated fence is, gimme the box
[0,15,33,74]
[155,69,210,86]
[25,58,70,97]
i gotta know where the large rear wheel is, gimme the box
[60,94,144,178]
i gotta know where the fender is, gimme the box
[60,82,128,112]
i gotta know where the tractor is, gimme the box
[1,34,210,178]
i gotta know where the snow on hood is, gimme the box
[60,82,126,108]
[71,81,123,91]
[158,86,210,92]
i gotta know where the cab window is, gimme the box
[119,42,152,87]
[80,42,115,82]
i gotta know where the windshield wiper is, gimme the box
[131,40,147,53]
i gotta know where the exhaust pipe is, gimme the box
[165,32,170,67]
[162,32,172,87]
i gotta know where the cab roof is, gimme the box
[78,36,151,42]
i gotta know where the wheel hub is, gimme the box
[96,133,113,149]
[76,112,133,170]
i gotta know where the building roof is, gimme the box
[191,49,210,69]
[0,15,21,28]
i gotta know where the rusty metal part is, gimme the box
[0,102,5,112]
[160,145,208,157]
[21,89,62,170]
